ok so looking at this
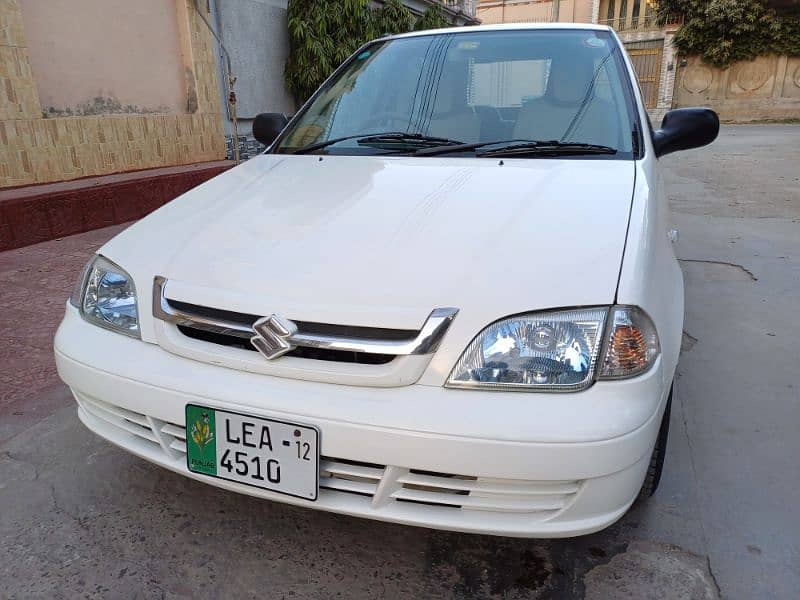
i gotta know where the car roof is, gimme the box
[387,22,612,41]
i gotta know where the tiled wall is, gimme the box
[0,0,39,121]
[0,0,226,188]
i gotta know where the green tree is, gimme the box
[374,0,414,37]
[414,4,451,31]
[286,0,455,105]
[285,0,375,105]
[658,0,800,67]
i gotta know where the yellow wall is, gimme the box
[19,0,189,116]
[477,1,594,24]
[478,1,553,24]
[0,0,226,188]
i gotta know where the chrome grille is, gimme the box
[175,324,397,364]
[77,396,582,518]
[151,276,458,365]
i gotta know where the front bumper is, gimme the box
[55,306,669,538]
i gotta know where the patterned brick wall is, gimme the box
[0,0,226,188]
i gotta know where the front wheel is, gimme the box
[637,385,673,501]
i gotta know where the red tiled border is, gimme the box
[0,161,234,251]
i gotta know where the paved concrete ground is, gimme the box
[1,125,798,599]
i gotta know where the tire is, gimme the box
[637,384,673,501]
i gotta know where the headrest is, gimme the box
[546,55,595,106]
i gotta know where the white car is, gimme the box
[55,24,718,537]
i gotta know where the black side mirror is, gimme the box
[653,108,719,158]
[252,113,289,146]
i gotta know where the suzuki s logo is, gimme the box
[251,314,298,360]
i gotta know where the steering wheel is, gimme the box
[359,112,412,131]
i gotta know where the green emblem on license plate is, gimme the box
[186,405,217,476]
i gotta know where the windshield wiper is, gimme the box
[413,138,530,157]
[292,132,463,154]
[413,139,618,158]
[356,132,464,149]
[295,133,616,157]
[477,141,618,158]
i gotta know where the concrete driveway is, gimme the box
[1,125,798,599]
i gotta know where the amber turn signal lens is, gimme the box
[609,325,648,371]
[599,307,659,379]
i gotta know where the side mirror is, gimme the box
[653,108,719,158]
[252,113,289,147]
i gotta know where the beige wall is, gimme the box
[478,1,554,24]
[0,0,226,188]
[569,1,593,23]
[19,0,187,116]
[674,55,800,122]
[477,1,594,24]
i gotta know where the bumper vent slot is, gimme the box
[77,397,583,520]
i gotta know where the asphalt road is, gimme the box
[1,125,798,599]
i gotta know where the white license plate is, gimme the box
[185,404,319,500]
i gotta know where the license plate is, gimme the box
[185,404,319,501]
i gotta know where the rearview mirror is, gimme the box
[653,108,719,158]
[253,113,289,147]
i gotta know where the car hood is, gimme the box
[103,154,635,331]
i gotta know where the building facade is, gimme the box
[597,0,682,122]
[0,0,231,250]
[477,0,596,24]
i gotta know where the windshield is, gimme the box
[275,29,638,158]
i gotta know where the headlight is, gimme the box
[446,308,608,391]
[446,306,660,392]
[70,255,140,338]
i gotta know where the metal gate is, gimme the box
[625,40,664,109]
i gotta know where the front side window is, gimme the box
[275,29,638,158]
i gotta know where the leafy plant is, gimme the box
[374,0,414,37]
[415,4,450,31]
[285,0,375,105]
[286,0,455,105]
[658,0,800,67]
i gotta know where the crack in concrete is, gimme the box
[584,541,721,599]
[679,259,758,281]
[682,330,698,352]
[678,386,722,599]
[706,555,723,598]
[678,394,700,498]
[1,450,40,481]
[48,482,91,533]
